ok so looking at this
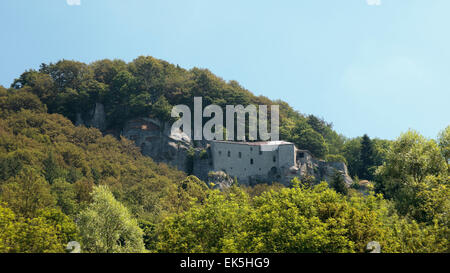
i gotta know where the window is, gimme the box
[273,156,276,162]
[269,167,277,176]
[218,151,222,156]
[259,150,263,155]
[250,158,254,165]
[227,151,231,157]
[239,152,242,158]
[299,152,304,158]
[250,147,253,151]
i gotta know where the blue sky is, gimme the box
[0,0,449,140]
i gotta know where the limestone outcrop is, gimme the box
[76,102,106,131]
[121,117,192,173]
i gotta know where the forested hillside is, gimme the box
[10,57,345,158]
[0,56,448,253]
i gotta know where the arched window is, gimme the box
[269,167,277,177]
[228,151,231,157]
[273,156,276,162]
[250,158,254,165]
[238,152,242,158]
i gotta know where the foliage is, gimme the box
[375,130,448,225]
[77,185,146,253]
[156,182,448,253]
[376,130,446,192]
[360,134,375,180]
[325,154,347,165]
[151,96,172,122]
[340,135,389,180]
[288,121,328,158]
[0,203,77,253]
[330,170,348,195]
[438,126,450,163]
[0,168,55,218]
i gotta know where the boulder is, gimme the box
[207,171,234,190]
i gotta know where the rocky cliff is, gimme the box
[78,103,353,188]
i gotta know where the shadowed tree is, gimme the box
[359,134,375,180]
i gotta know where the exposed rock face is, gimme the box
[116,117,353,187]
[121,117,192,173]
[207,171,234,190]
[75,103,352,188]
[318,161,353,186]
[193,153,212,182]
[75,102,106,131]
[89,103,106,131]
[291,150,353,186]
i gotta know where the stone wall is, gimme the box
[210,141,296,185]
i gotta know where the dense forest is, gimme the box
[0,56,448,253]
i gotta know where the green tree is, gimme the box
[0,168,55,218]
[42,152,66,184]
[151,96,173,122]
[360,134,375,180]
[91,59,127,84]
[0,85,7,95]
[290,121,328,158]
[437,125,450,164]
[156,188,251,253]
[307,115,345,155]
[376,130,447,217]
[50,178,79,217]
[77,185,146,253]
[39,60,91,91]
[0,203,16,252]
[330,171,348,195]
[11,71,55,104]
[0,204,74,253]
[342,137,362,177]
[38,208,79,246]
[407,175,450,224]
[325,154,347,165]
[159,182,436,253]
[1,89,46,114]
[128,56,165,102]
[377,130,446,186]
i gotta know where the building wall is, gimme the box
[210,142,296,184]
[277,144,296,172]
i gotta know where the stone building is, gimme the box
[208,140,353,186]
[210,141,296,185]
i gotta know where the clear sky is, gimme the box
[0,0,448,140]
